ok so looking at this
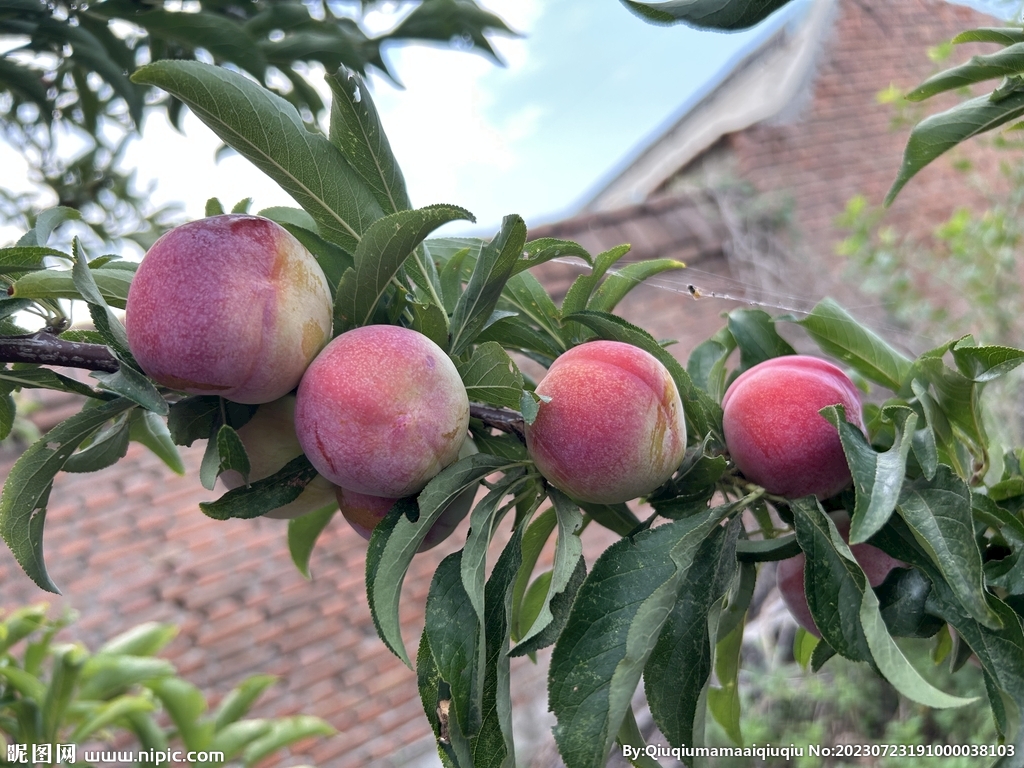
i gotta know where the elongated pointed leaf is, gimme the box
[644,519,738,747]
[10,267,134,308]
[62,417,131,474]
[788,298,912,390]
[587,258,687,314]
[897,467,1002,630]
[907,43,1024,102]
[240,716,334,767]
[620,0,793,29]
[561,245,632,318]
[821,405,913,544]
[0,397,135,592]
[327,67,410,214]
[200,455,319,520]
[549,501,735,768]
[449,215,527,356]
[455,342,526,410]
[367,454,521,664]
[131,60,384,252]
[129,410,185,475]
[334,204,473,331]
[287,504,337,580]
[213,675,278,731]
[886,90,1024,206]
[726,308,795,371]
[511,488,583,651]
[69,695,156,743]
[950,340,1024,383]
[497,271,566,353]
[512,238,591,276]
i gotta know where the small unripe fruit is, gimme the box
[339,440,478,551]
[218,396,336,519]
[777,518,904,637]
[525,340,687,505]
[126,214,332,404]
[722,355,864,499]
[295,325,470,498]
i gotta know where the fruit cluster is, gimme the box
[125,215,880,626]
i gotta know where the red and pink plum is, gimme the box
[218,395,336,519]
[294,325,470,498]
[722,355,864,499]
[524,340,687,505]
[126,214,332,404]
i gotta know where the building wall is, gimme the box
[727,0,1002,265]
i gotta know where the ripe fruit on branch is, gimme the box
[125,214,332,404]
[777,517,904,638]
[218,395,336,520]
[722,355,864,499]
[339,441,479,551]
[524,340,687,505]
[294,325,470,498]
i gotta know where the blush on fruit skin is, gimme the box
[722,355,865,500]
[776,518,905,638]
[125,214,332,405]
[524,340,687,505]
[294,325,470,499]
[218,395,336,520]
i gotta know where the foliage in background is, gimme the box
[0,0,515,249]
[0,604,334,767]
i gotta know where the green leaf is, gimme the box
[449,215,528,356]
[200,455,319,521]
[686,329,736,404]
[209,720,273,763]
[129,410,185,475]
[587,258,686,314]
[9,267,134,308]
[472,526,524,766]
[952,28,1024,46]
[69,695,155,743]
[19,207,80,247]
[549,500,737,768]
[497,271,567,354]
[561,245,632,319]
[0,245,69,272]
[886,90,1024,206]
[726,308,796,371]
[0,397,135,592]
[92,365,168,416]
[897,467,1002,630]
[41,644,87,743]
[287,504,337,580]
[565,310,722,442]
[215,424,250,482]
[735,533,801,562]
[510,488,584,653]
[213,675,278,731]
[644,518,738,748]
[0,391,14,441]
[456,342,526,410]
[78,655,176,700]
[334,204,473,331]
[131,60,384,253]
[425,551,483,737]
[512,238,592,276]
[240,716,334,767]
[461,471,528,623]
[367,454,522,665]
[206,198,226,216]
[475,314,563,361]
[950,340,1024,382]
[706,619,743,745]
[619,0,794,30]
[788,298,912,390]
[907,43,1024,102]
[792,498,976,708]
[166,396,255,448]
[147,678,211,753]
[326,67,410,214]
[62,416,131,473]
[99,622,178,657]
[821,405,913,544]
[511,507,557,641]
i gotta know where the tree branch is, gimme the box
[0,333,119,372]
[0,334,530,437]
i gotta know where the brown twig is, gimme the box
[0,333,119,372]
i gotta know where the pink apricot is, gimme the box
[777,518,904,638]
[722,355,864,499]
[294,325,469,498]
[524,340,687,505]
[126,214,332,404]
[218,395,336,519]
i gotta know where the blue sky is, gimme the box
[111,0,789,237]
